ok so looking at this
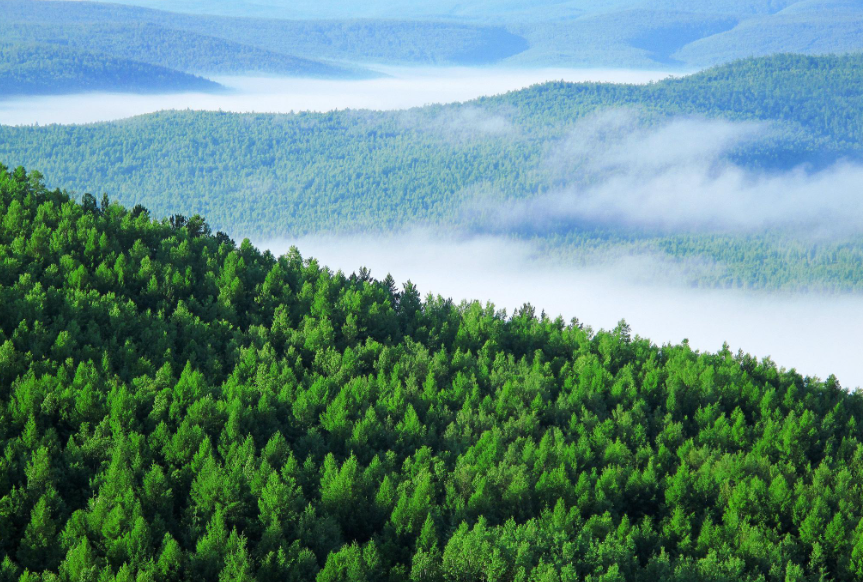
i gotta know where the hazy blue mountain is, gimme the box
[169,20,529,66]
[508,10,738,67]
[38,0,590,21]
[1,1,528,68]
[6,0,863,72]
[87,0,801,20]
[504,3,863,67]
[778,0,863,13]
[673,13,863,66]
[0,42,220,97]
[0,22,371,77]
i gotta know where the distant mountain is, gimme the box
[673,12,863,67]
[68,0,802,20]
[0,1,530,68]
[508,10,739,68]
[0,22,370,78]
[172,20,529,67]
[30,0,863,70]
[0,43,220,97]
[7,0,863,73]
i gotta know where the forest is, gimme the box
[0,24,367,79]
[7,0,863,70]
[4,0,863,96]
[0,0,524,80]
[0,44,218,97]
[1,163,862,581]
[3,54,863,291]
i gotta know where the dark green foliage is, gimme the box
[1,165,862,580]
[0,43,219,97]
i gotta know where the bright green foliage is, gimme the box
[0,165,862,581]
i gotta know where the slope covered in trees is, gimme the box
[0,0,382,93]
[57,0,802,20]
[6,0,863,71]
[0,23,368,78]
[0,43,220,98]
[0,0,528,70]
[35,0,863,68]
[1,164,862,581]
[673,10,863,66]
[2,54,863,291]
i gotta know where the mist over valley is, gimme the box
[0,67,673,126]
[261,233,863,388]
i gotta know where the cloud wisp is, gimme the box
[486,110,863,236]
[0,68,673,126]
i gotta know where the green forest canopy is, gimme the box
[1,163,862,581]
[3,54,863,291]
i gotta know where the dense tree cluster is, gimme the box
[0,43,217,98]
[495,53,863,149]
[1,166,861,581]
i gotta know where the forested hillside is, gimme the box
[37,0,863,69]
[2,163,863,581]
[673,10,863,66]
[0,1,527,70]
[507,10,738,67]
[60,0,803,20]
[0,1,385,94]
[3,54,863,291]
[5,0,863,71]
[0,23,367,78]
[0,44,219,97]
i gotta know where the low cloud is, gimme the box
[487,110,863,236]
[398,105,516,141]
[0,68,672,126]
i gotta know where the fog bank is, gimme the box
[0,67,673,126]
[259,233,863,389]
[486,111,863,236]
